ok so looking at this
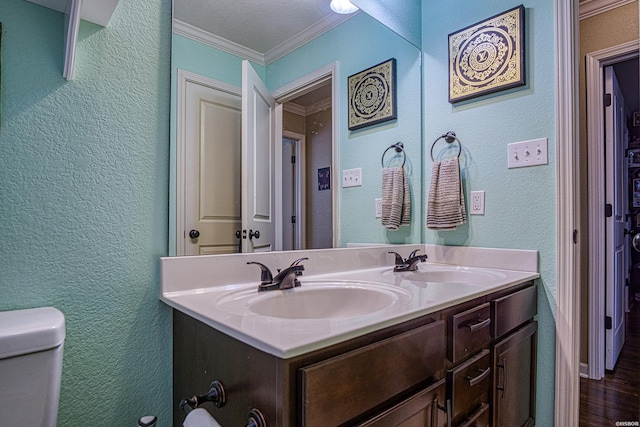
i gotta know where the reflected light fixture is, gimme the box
[330,0,359,14]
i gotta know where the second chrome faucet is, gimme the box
[247,257,308,292]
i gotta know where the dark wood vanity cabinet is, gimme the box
[491,286,537,427]
[172,281,537,427]
[444,282,537,427]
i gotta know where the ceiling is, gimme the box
[173,0,342,55]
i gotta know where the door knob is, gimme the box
[633,234,640,253]
[189,229,200,239]
[249,229,260,239]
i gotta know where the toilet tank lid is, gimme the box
[0,307,65,360]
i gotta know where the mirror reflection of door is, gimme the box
[178,71,242,256]
[177,65,334,255]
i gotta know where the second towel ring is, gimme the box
[430,131,462,161]
[381,142,406,167]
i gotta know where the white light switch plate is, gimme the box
[375,198,382,218]
[342,168,362,187]
[508,138,548,168]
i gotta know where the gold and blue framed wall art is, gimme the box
[448,5,525,103]
[348,58,397,130]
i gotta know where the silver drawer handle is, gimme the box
[466,318,491,332]
[466,367,491,387]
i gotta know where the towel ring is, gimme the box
[381,142,406,167]
[430,132,462,162]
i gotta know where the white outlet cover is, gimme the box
[507,138,548,169]
[375,198,382,218]
[470,190,485,215]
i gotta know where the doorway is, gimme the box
[586,46,640,380]
[176,64,338,255]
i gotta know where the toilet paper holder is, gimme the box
[180,380,266,427]
[180,380,226,409]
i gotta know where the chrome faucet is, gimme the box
[389,249,427,272]
[247,257,308,292]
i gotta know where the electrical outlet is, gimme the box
[507,138,548,168]
[375,198,382,218]
[342,168,362,188]
[470,191,485,215]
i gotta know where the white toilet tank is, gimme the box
[0,307,65,427]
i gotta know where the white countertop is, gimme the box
[161,244,539,359]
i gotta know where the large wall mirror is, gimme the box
[169,0,423,256]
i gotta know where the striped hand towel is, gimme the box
[426,158,466,230]
[381,167,411,230]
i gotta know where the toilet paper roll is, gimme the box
[182,408,222,427]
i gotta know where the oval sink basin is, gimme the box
[215,281,412,320]
[404,269,506,285]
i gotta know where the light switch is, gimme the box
[342,168,362,187]
[508,138,548,168]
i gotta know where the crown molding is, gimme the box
[172,19,266,65]
[579,0,636,20]
[264,12,358,64]
[174,12,357,67]
[283,97,332,117]
[283,102,306,116]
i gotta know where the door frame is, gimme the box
[586,40,639,380]
[175,69,241,256]
[554,1,580,425]
[272,61,340,248]
[282,130,307,250]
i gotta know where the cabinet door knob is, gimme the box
[189,229,200,239]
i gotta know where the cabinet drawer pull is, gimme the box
[466,318,491,332]
[466,367,491,387]
[496,358,507,395]
[436,398,452,427]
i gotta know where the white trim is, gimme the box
[585,40,640,380]
[283,130,307,250]
[273,62,341,248]
[173,19,265,65]
[173,13,356,67]
[579,0,636,20]
[555,1,580,426]
[175,69,241,256]
[579,362,590,378]
[283,98,332,117]
[264,13,357,64]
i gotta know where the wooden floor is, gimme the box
[580,302,640,426]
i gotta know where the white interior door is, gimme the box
[181,73,242,255]
[242,61,275,252]
[604,65,627,370]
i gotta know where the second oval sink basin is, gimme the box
[215,281,412,320]
[404,268,506,286]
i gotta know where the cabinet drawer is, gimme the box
[356,378,448,427]
[299,319,445,427]
[492,285,537,339]
[448,349,491,427]
[448,303,491,363]
[458,402,489,427]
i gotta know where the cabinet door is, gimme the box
[357,379,448,427]
[492,322,537,427]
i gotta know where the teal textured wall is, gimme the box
[422,1,557,424]
[0,0,173,425]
